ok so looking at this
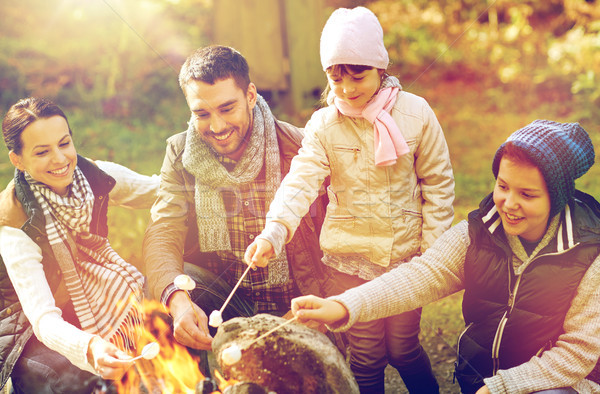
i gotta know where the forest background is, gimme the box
[1,0,599,392]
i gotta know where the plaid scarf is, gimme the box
[26,168,144,352]
[182,95,289,284]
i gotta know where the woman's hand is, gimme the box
[244,238,274,268]
[87,336,134,380]
[291,295,349,326]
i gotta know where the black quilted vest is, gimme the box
[455,191,600,394]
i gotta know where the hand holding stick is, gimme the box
[221,315,299,365]
[174,275,202,325]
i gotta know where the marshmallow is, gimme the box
[174,275,196,291]
[209,310,223,327]
[221,344,242,365]
[141,342,160,360]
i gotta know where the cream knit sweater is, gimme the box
[0,161,158,374]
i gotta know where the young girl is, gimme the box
[0,97,159,392]
[245,7,454,393]
[291,120,600,394]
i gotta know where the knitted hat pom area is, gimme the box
[492,119,595,217]
[319,6,389,71]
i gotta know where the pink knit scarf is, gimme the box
[334,87,409,166]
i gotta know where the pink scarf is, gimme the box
[334,87,409,166]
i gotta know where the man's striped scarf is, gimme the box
[26,167,144,351]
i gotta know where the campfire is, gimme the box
[115,301,357,393]
[115,299,237,393]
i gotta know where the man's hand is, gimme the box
[244,238,275,268]
[168,291,213,349]
[291,295,349,326]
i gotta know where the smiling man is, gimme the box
[143,46,327,359]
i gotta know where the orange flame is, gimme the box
[115,299,206,393]
[214,370,240,392]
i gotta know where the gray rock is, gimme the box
[222,382,268,394]
[212,314,358,394]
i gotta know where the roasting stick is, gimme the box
[221,263,254,314]
[247,315,299,347]
[221,316,300,365]
[209,263,254,327]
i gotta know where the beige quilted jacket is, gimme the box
[269,91,455,267]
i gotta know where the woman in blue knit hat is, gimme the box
[291,119,600,394]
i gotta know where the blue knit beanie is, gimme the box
[492,119,595,217]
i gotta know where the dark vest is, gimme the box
[455,192,600,394]
[0,156,115,388]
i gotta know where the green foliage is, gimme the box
[544,21,600,122]
[0,0,211,120]
[1,3,600,390]
[371,0,600,127]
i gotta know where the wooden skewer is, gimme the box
[219,264,254,314]
[173,275,203,325]
[184,292,202,326]
[247,316,299,347]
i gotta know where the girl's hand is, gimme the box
[87,336,134,380]
[291,295,349,326]
[244,238,274,268]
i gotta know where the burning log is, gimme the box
[212,314,359,394]
[195,377,219,393]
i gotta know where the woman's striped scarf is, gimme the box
[26,167,144,352]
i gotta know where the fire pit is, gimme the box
[212,314,359,394]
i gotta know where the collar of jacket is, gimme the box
[474,190,600,256]
[14,155,116,237]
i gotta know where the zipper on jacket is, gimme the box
[488,245,575,375]
[491,273,522,375]
[454,322,474,383]
[333,146,361,159]
[91,194,108,234]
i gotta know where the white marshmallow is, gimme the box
[174,275,196,291]
[209,310,223,327]
[141,342,160,360]
[221,344,242,365]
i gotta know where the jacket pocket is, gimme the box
[331,145,361,176]
[402,209,423,218]
[321,213,356,255]
[454,322,488,394]
[456,322,473,361]
[402,209,424,234]
[534,339,553,357]
[332,145,361,154]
